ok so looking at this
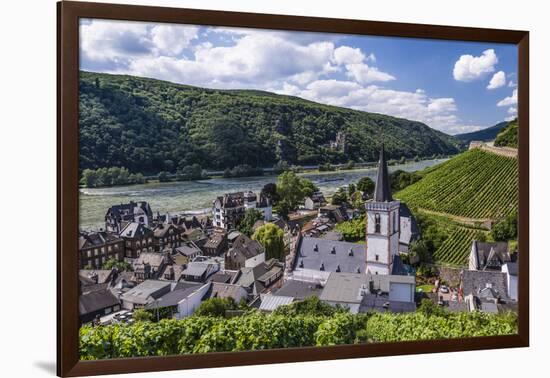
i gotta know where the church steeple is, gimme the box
[374,144,392,202]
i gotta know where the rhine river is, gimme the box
[79,158,447,230]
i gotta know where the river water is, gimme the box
[79,159,446,230]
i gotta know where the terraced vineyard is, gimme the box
[433,227,487,266]
[396,149,518,220]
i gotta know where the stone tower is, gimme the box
[365,145,401,275]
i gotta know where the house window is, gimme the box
[375,213,381,233]
[375,254,379,261]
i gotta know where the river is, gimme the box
[79,158,447,230]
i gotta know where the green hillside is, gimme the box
[494,118,518,148]
[396,149,518,220]
[454,121,508,144]
[433,227,488,266]
[79,71,461,175]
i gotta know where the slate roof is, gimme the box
[274,280,323,300]
[462,270,509,300]
[79,231,122,250]
[374,145,392,202]
[119,222,153,239]
[472,241,511,270]
[145,283,204,309]
[79,270,115,285]
[133,252,170,269]
[319,272,368,304]
[107,201,153,222]
[504,262,518,276]
[235,259,283,289]
[174,241,202,257]
[359,294,416,313]
[259,295,295,311]
[153,224,179,238]
[79,289,120,315]
[228,234,265,260]
[209,282,246,301]
[203,232,226,249]
[296,237,366,274]
[215,192,246,208]
[120,280,172,305]
[398,203,420,241]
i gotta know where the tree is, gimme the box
[300,178,319,198]
[252,223,285,260]
[133,309,153,322]
[356,177,375,198]
[273,160,290,174]
[275,172,306,218]
[102,258,132,272]
[194,297,237,317]
[178,164,202,181]
[238,209,264,236]
[390,170,421,192]
[261,183,278,203]
[491,211,517,241]
[331,188,348,205]
[347,183,356,198]
[335,217,366,242]
[158,171,170,182]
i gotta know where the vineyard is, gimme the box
[396,149,518,220]
[433,227,487,266]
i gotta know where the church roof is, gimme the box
[374,145,393,202]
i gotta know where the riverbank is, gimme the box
[79,158,448,230]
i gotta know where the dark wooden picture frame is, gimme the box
[57,1,529,376]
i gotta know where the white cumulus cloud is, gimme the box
[487,71,506,90]
[453,49,498,82]
[497,89,518,107]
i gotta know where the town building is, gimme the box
[78,231,124,269]
[319,272,416,314]
[152,223,182,251]
[303,191,327,210]
[120,280,173,310]
[468,241,513,271]
[460,269,516,313]
[119,222,155,259]
[225,234,266,270]
[365,145,415,275]
[132,251,174,282]
[79,288,121,325]
[201,230,228,256]
[144,282,210,319]
[212,191,272,229]
[105,201,153,233]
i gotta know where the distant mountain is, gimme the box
[79,71,462,175]
[454,121,508,144]
[494,118,518,148]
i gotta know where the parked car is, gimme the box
[439,285,449,293]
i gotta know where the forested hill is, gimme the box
[454,121,508,144]
[494,118,518,148]
[79,71,462,175]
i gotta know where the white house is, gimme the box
[213,191,272,229]
[502,262,518,301]
[145,282,211,319]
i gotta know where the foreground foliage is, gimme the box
[79,306,517,360]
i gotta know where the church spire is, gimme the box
[374,144,392,202]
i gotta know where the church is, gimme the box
[365,145,418,275]
[292,145,418,281]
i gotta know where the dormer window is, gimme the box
[313,244,318,252]
[331,246,336,254]
[348,248,354,256]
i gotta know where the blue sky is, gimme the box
[80,19,518,135]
